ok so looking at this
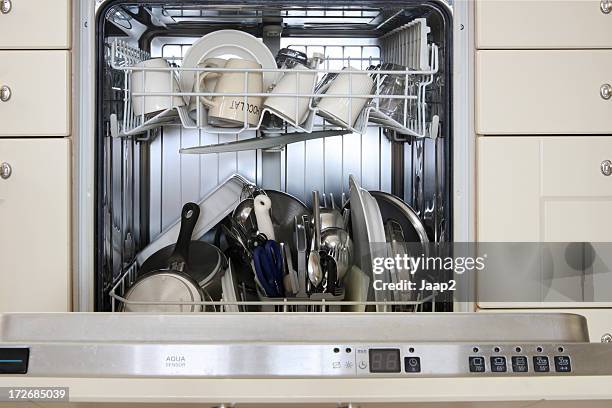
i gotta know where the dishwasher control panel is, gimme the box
[8,343,612,377]
[351,344,578,376]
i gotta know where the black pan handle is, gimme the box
[168,202,200,270]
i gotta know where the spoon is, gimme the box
[321,227,353,282]
[320,193,345,231]
[307,191,323,288]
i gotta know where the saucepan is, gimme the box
[123,202,227,312]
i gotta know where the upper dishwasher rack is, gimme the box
[109,20,439,140]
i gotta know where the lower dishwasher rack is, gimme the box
[110,262,438,313]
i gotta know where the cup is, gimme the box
[315,66,374,128]
[375,63,412,125]
[200,58,264,127]
[188,58,226,121]
[131,58,185,117]
[263,65,317,126]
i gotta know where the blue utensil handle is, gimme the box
[253,246,278,297]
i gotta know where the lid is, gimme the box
[122,272,204,313]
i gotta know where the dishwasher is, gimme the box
[2,0,612,395]
[96,0,452,314]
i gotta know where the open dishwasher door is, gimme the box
[2,313,612,406]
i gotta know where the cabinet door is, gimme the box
[0,138,71,312]
[478,137,612,241]
[0,51,70,136]
[476,50,612,135]
[477,137,612,308]
[476,0,612,49]
[0,0,71,49]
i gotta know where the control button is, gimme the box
[469,356,486,373]
[511,356,529,373]
[0,348,29,374]
[533,356,550,372]
[490,356,507,373]
[404,357,421,373]
[358,361,368,370]
[554,356,572,373]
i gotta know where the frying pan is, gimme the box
[232,190,310,263]
[138,202,228,303]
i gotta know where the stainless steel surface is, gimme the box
[180,130,351,154]
[601,159,612,176]
[0,85,10,102]
[321,227,352,282]
[122,271,205,312]
[233,190,310,256]
[6,342,612,378]
[602,0,612,14]
[91,1,451,311]
[308,191,324,287]
[0,162,11,180]
[295,217,308,297]
[0,313,590,343]
[601,83,612,100]
[320,193,345,231]
[371,190,429,244]
[0,0,10,14]
[2,314,609,378]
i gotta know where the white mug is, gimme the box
[263,65,317,126]
[201,58,264,127]
[188,58,227,121]
[131,58,185,117]
[316,67,374,128]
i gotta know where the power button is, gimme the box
[404,357,421,373]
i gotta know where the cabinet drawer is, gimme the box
[0,0,70,49]
[0,51,70,136]
[0,138,71,312]
[476,50,612,135]
[476,0,612,49]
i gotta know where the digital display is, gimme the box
[369,349,401,373]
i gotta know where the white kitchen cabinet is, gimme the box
[0,138,71,312]
[477,137,612,308]
[476,0,612,49]
[0,0,71,49]
[478,137,612,241]
[476,50,612,135]
[0,51,70,137]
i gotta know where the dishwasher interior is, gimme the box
[96,1,452,313]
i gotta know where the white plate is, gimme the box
[179,29,277,104]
